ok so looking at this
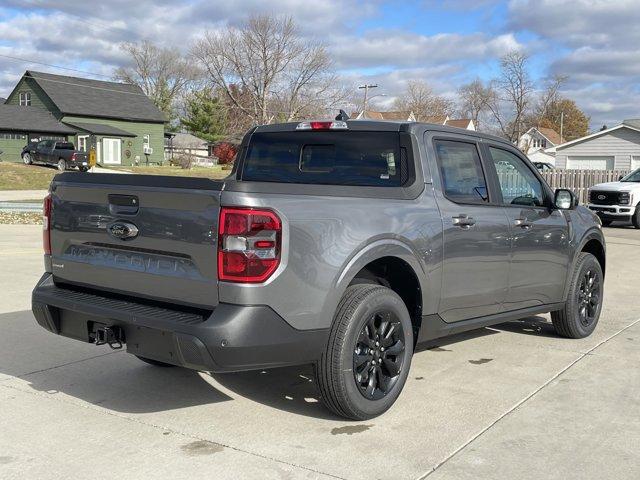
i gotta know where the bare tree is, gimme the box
[457,79,495,131]
[191,15,345,126]
[393,80,454,121]
[485,51,534,142]
[532,74,567,123]
[114,41,198,120]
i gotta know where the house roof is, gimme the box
[0,105,77,134]
[64,121,136,137]
[423,115,448,125]
[623,119,640,129]
[444,118,473,129]
[555,122,640,150]
[21,71,166,123]
[170,132,209,148]
[536,126,564,145]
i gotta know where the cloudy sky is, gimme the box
[0,0,638,129]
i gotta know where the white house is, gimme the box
[518,126,564,165]
[554,120,640,171]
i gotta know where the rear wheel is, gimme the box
[78,166,89,172]
[135,355,175,367]
[22,153,32,165]
[57,159,67,171]
[551,252,603,339]
[632,206,640,229]
[317,284,413,420]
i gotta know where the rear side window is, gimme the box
[434,140,488,204]
[54,142,75,150]
[242,132,405,186]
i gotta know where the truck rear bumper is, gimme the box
[31,274,328,373]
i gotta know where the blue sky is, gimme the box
[1,0,639,129]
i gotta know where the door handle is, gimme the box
[514,218,533,229]
[452,215,476,228]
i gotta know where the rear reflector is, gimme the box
[43,193,52,255]
[296,121,348,131]
[218,207,282,283]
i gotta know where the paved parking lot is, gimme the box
[1,224,639,480]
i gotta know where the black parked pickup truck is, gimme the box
[22,140,89,172]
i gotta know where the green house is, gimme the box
[0,71,166,165]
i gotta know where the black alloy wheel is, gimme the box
[353,311,405,400]
[576,268,601,327]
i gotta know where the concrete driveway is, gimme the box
[0,224,638,480]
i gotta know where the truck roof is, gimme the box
[253,119,512,146]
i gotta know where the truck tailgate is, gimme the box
[49,173,223,309]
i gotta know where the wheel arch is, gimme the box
[334,240,429,344]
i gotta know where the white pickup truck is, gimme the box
[587,168,640,228]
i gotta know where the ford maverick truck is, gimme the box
[32,118,606,419]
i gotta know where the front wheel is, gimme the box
[632,206,640,229]
[22,153,32,165]
[57,159,67,171]
[317,284,413,420]
[551,252,603,338]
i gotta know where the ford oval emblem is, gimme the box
[597,194,606,200]
[107,221,139,240]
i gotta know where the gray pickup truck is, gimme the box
[32,118,606,419]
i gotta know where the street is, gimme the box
[0,224,639,480]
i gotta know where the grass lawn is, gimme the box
[102,165,232,179]
[0,163,59,190]
[0,162,232,190]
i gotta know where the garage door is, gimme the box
[102,138,121,165]
[632,156,640,170]
[566,156,614,170]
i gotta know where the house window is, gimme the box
[78,135,89,152]
[0,131,27,140]
[19,92,31,106]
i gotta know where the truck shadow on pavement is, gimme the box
[0,310,554,419]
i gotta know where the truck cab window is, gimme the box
[490,147,544,207]
[434,140,488,204]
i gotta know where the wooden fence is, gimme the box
[539,169,631,204]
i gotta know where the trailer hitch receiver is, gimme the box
[94,326,124,349]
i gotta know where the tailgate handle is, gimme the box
[108,194,139,215]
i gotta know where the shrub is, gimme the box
[213,142,238,165]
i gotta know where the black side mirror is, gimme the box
[554,189,576,210]
[618,175,624,181]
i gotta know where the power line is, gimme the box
[0,53,114,80]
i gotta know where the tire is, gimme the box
[22,153,32,165]
[551,252,603,339]
[317,284,413,420]
[78,166,89,172]
[57,159,67,171]
[600,219,612,227]
[632,206,640,229]
[135,355,175,367]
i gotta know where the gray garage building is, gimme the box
[555,120,640,171]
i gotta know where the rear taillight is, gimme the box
[218,207,282,283]
[71,153,76,161]
[296,121,348,130]
[43,193,52,255]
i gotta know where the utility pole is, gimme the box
[358,84,378,113]
[560,111,564,141]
